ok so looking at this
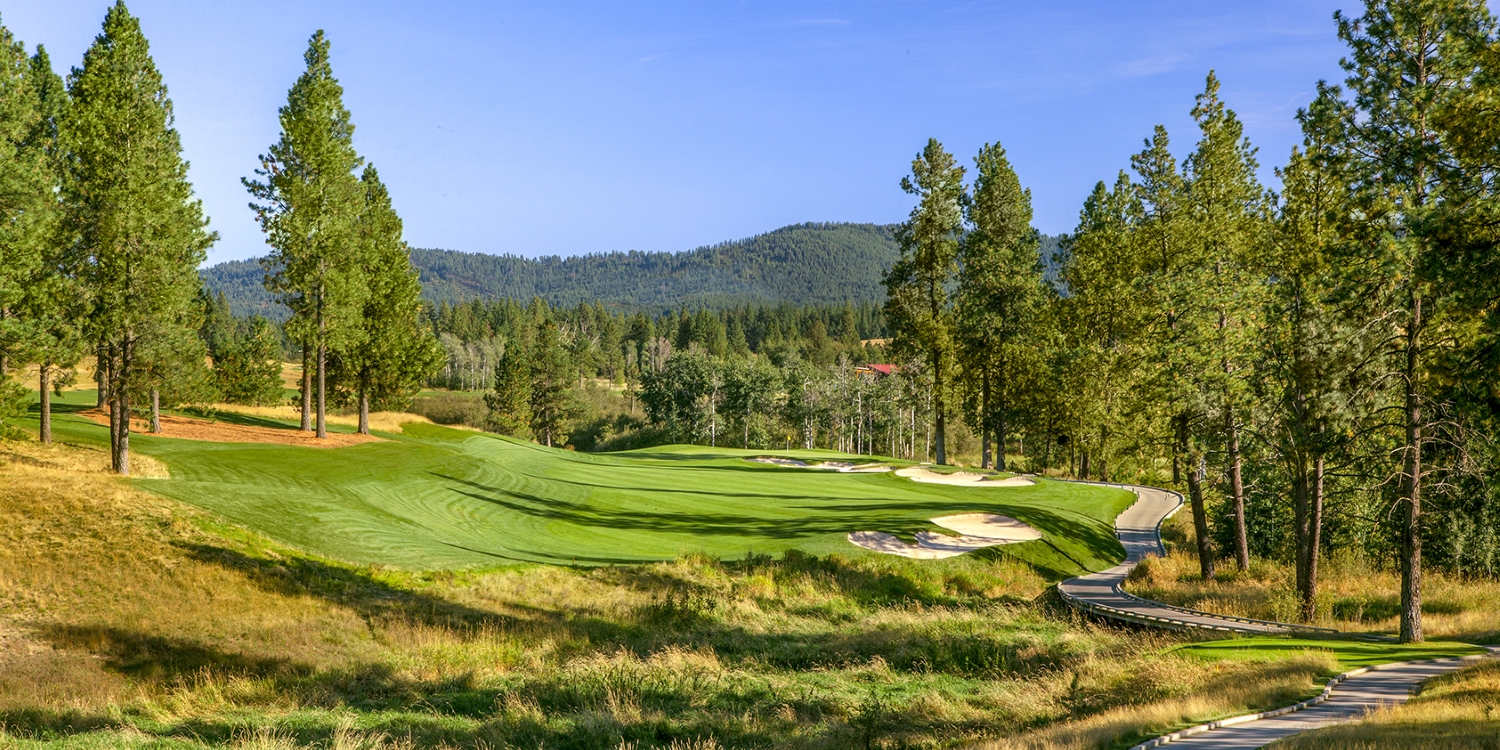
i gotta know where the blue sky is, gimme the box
[9,1,1348,265]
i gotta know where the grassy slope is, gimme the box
[27,391,1131,575]
[1171,638,1484,668]
[0,436,1353,750]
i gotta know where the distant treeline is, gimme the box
[427,297,887,393]
[203,223,1067,320]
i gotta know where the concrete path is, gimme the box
[1139,651,1498,749]
[1058,484,1298,635]
[1053,480,1495,748]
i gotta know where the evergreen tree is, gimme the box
[334,165,443,433]
[956,141,1047,470]
[214,317,285,407]
[486,341,532,438]
[63,2,215,472]
[528,321,574,446]
[246,30,366,440]
[1183,72,1270,573]
[1318,0,1497,642]
[884,139,964,464]
[1261,92,1360,621]
[22,45,82,445]
[0,20,51,437]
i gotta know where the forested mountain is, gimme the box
[203,221,1067,318]
[202,222,903,318]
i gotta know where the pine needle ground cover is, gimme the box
[28,391,1131,574]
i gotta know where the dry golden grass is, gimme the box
[0,438,1366,749]
[980,652,1339,750]
[1125,511,1500,641]
[1267,659,1500,749]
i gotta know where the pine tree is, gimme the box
[956,141,1047,470]
[529,320,575,447]
[1183,72,1270,573]
[0,19,52,437]
[1262,90,1360,622]
[63,2,215,472]
[334,165,443,433]
[214,317,285,406]
[246,30,366,440]
[486,342,532,438]
[1318,0,1498,642]
[884,139,964,464]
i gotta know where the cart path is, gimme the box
[1136,649,1498,749]
[1054,481,1495,749]
[1058,483,1298,634]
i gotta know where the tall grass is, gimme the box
[1125,512,1500,641]
[0,439,1349,749]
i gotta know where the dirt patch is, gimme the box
[80,409,380,449]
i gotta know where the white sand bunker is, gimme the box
[847,513,1042,559]
[894,466,1034,487]
[747,457,891,473]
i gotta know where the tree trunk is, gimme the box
[1228,409,1249,572]
[39,362,52,445]
[110,339,131,476]
[1079,448,1090,481]
[358,391,370,435]
[981,370,992,469]
[997,413,1009,473]
[316,342,327,440]
[933,350,946,465]
[96,340,108,408]
[1400,294,1424,643]
[150,387,161,434]
[1185,452,1214,581]
[1302,456,1324,622]
[300,343,312,432]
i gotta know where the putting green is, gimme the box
[22,392,1134,572]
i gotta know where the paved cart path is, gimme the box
[1058,484,1295,634]
[1054,481,1495,749]
[1153,652,1495,748]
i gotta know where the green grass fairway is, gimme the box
[1173,637,1487,668]
[21,391,1134,572]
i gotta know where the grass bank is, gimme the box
[1,433,1362,750]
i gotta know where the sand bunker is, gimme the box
[846,512,1041,558]
[81,409,381,448]
[894,466,1034,487]
[747,457,891,473]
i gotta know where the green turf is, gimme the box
[1172,637,1487,668]
[20,391,1134,573]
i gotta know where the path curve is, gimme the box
[1055,480,1497,748]
[1057,482,1310,634]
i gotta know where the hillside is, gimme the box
[203,222,1068,319]
[203,222,903,319]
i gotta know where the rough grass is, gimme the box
[1124,511,1500,642]
[1,437,1363,750]
[1266,659,1500,749]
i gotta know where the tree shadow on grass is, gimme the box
[177,542,520,634]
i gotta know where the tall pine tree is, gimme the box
[63,2,214,473]
[246,30,366,440]
[884,139,964,465]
